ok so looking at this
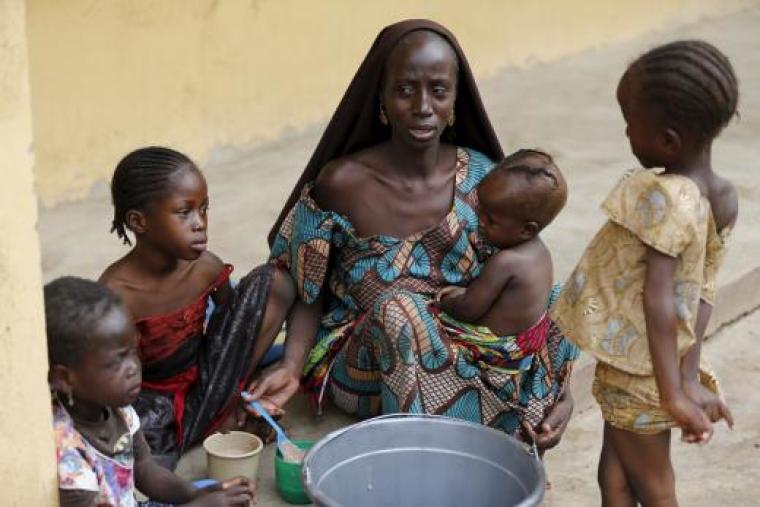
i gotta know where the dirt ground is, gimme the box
[37,6,760,506]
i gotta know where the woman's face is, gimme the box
[381,31,458,148]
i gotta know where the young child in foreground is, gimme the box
[437,149,568,437]
[551,40,737,505]
[99,147,294,467]
[46,276,255,506]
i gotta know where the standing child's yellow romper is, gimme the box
[551,169,730,434]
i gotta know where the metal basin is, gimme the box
[303,414,545,507]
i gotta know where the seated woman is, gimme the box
[248,19,579,449]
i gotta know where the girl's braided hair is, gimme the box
[110,147,196,244]
[626,40,739,142]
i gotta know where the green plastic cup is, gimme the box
[274,439,314,504]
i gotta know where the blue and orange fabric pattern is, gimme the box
[271,147,579,433]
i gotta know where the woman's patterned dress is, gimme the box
[271,147,579,433]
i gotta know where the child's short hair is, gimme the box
[625,40,738,141]
[482,149,567,230]
[44,277,124,367]
[110,147,198,245]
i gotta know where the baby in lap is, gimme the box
[438,149,566,373]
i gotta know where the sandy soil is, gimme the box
[37,6,760,506]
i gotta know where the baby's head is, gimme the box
[618,40,738,168]
[477,149,566,249]
[110,146,209,260]
[46,277,141,410]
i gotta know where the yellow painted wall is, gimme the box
[0,1,58,504]
[27,0,753,205]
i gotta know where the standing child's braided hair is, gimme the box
[110,147,197,245]
[625,40,738,143]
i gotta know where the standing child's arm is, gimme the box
[681,188,737,432]
[681,300,711,384]
[679,301,733,435]
[438,252,514,322]
[133,431,255,506]
[644,248,713,442]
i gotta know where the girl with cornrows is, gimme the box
[100,147,295,468]
[553,40,739,506]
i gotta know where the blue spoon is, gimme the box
[242,395,304,463]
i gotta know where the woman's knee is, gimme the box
[269,266,296,309]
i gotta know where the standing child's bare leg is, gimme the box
[606,423,676,507]
[599,422,636,507]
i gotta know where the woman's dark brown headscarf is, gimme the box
[269,19,504,245]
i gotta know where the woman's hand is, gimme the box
[234,364,299,427]
[186,476,256,506]
[241,362,301,417]
[523,391,574,451]
[436,285,466,303]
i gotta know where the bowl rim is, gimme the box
[203,430,264,459]
[301,413,545,507]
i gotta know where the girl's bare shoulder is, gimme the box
[99,251,226,309]
[192,250,227,285]
[99,255,136,292]
[709,174,739,231]
[98,256,146,313]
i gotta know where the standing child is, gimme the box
[552,40,737,505]
[46,276,255,506]
[100,147,295,468]
[438,149,576,445]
